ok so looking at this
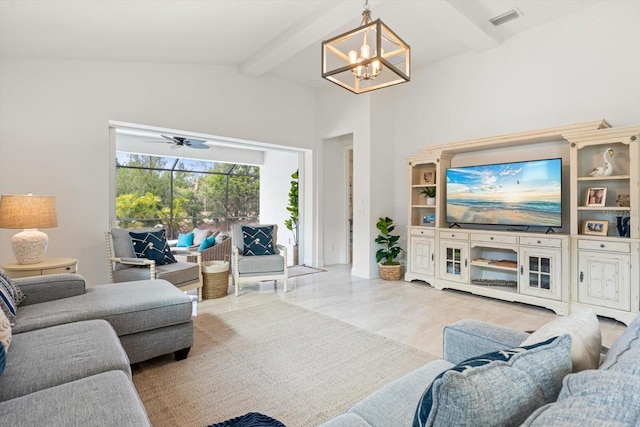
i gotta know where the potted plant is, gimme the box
[420,187,436,206]
[375,216,404,280]
[284,170,299,265]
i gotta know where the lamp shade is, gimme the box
[0,194,58,229]
[0,194,58,264]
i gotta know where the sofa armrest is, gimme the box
[443,319,531,364]
[13,273,86,306]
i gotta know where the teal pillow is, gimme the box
[242,225,275,256]
[176,232,194,247]
[129,229,177,265]
[199,234,217,251]
[413,335,571,427]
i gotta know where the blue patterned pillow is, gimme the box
[242,225,275,256]
[413,335,571,427]
[129,229,177,265]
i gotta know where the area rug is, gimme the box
[132,301,436,427]
[287,265,326,278]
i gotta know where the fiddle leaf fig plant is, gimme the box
[284,169,299,246]
[375,216,403,265]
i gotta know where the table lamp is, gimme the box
[0,194,58,264]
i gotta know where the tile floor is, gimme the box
[194,264,628,358]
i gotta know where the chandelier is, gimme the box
[322,0,410,94]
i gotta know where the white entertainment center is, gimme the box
[405,120,640,325]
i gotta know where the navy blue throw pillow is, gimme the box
[129,229,177,265]
[242,225,275,256]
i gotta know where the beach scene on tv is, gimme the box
[446,159,562,227]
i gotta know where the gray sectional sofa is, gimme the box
[1,273,195,425]
[321,313,640,426]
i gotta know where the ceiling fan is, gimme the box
[147,134,209,149]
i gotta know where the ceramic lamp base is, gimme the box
[11,229,48,264]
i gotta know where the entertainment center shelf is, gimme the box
[405,120,640,324]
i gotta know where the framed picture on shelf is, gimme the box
[582,219,609,236]
[421,214,435,225]
[422,170,435,184]
[585,187,606,207]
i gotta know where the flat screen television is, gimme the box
[445,158,562,228]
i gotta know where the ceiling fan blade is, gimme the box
[169,144,182,150]
[187,143,209,149]
[161,134,178,143]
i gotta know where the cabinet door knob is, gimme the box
[579,271,584,282]
[520,266,524,275]
[600,244,605,248]
[431,253,434,261]
[490,237,494,240]
[537,240,541,244]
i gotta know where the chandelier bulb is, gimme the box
[348,50,358,64]
[361,44,370,59]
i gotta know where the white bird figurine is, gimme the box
[589,148,614,177]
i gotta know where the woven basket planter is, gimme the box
[202,261,230,299]
[378,263,403,281]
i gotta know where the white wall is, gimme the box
[0,59,316,285]
[322,134,351,265]
[391,0,640,238]
[260,150,300,265]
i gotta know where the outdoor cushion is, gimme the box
[176,232,194,247]
[522,370,640,426]
[0,319,130,401]
[232,224,280,255]
[413,335,571,427]
[242,225,275,256]
[111,228,156,270]
[12,280,193,336]
[199,234,217,251]
[112,260,199,286]
[0,371,151,426]
[237,254,285,275]
[192,227,214,245]
[129,229,176,265]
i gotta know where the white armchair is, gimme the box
[231,224,288,296]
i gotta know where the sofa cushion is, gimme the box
[237,254,284,274]
[199,234,217,251]
[521,308,601,372]
[319,413,373,427]
[345,360,452,427]
[129,229,177,266]
[176,232,194,247]
[13,280,193,337]
[113,261,200,286]
[242,225,275,256]
[599,313,640,375]
[0,319,131,401]
[192,227,214,245]
[413,335,571,427]
[0,371,151,426]
[521,370,640,426]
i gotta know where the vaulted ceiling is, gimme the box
[1,0,600,87]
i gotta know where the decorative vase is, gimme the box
[292,245,299,266]
[426,197,436,206]
[616,216,630,238]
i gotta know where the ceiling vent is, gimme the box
[489,9,521,26]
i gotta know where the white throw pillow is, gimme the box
[521,308,601,372]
